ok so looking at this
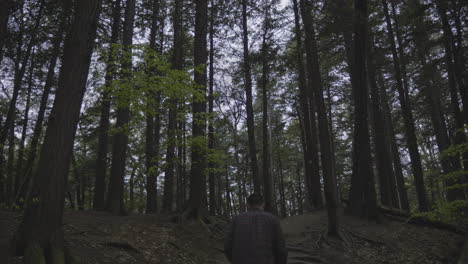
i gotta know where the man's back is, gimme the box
[224,209,288,264]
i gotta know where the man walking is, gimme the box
[224,193,288,264]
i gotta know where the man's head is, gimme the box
[247,193,264,210]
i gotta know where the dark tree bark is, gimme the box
[163,0,184,212]
[185,0,208,219]
[145,0,161,214]
[300,0,340,235]
[376,72,410,211]
[11,0,101,261]
[241,0,261,193]
[292,0,323,209]
[94,0,121,210]
[260,7,274,214]
[106,0,136,215]
[367,39,399,209]
[348,0,378,220]
[278,154,287,218]
[383,0,428,211]
[208,0,217,215]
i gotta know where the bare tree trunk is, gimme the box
[348,0,378,220]
[163,0,184,212]
[94,0,121,210]
[241,0,260,193]
[186,0,209,219]
[367,38,399,209]
[377,72,410,211]
[208,0,217,215]
[292,0,323,209]
[300,0,340,235]
[106,0,136,215]
[145,0,161,214]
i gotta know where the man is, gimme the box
[224,193,288,264]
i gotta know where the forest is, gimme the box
[0,0,467,263]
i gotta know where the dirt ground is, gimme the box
[0,209,465,264]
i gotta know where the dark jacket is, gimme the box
[224,209,288,264]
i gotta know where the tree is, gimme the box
[241,0,261,194]
[11,0,101,262]
[106,0,136,215]
[347,0,378,220]
[163,0,184,212]
[292,0,323,209]
[385,0,428,211]
[260,2,275,214]
[185,0,209,219]
[300,0,339,235]
[94,0,122,210]
[145,0,161,214]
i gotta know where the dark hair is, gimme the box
[247,193,264,207]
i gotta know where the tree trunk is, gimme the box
[300,0,340,235]
[367,38,399,209]
[11,0,101,261]
[292,0,323,209]
[106,0,136,215]
[208,0,217,215]
[186,0,208,220]
[145,0,161,214]
[14,51,35,198]
[163,0,184,212]
[376,71,410,211]
[260,7,275,214]
[241,0,261,193]
[94,0,121,210]
[348,0,378,220]
[383,0,428,211]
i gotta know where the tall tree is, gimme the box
[145,0,161,214]
[11,0,101,261]
[94,0,121,210]
[347,0,378,219]
[382,0,428,211]
[106,0,136,215]
[163,0,184,212]
[367,39,399,209]
[292,0,323,209]
[207,0,217,215]
[260,4,275,214]
[241,0,261,193]
[300,0,340,235]
[185,0,209,219]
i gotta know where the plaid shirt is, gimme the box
[224,209,288,264]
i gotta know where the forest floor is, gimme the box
[0,209,464,264]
